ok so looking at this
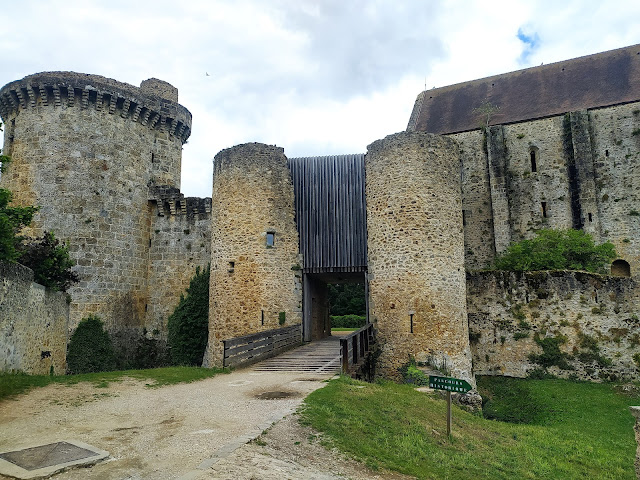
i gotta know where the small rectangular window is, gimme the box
[588,213,593,222]
[266,232,275,247]
[541,202,548,218]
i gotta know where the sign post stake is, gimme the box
[447,390,452,436]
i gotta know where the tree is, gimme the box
[328,283,366,316]
[494,229,616,273]
[473,99,500,130]
[1,123,78,290]
[0,137,39,262]
[18,231,79,291]
[67,315,117,374]
[167,265,210,365]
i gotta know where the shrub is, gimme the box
[528,334,572,370]
[167,265,210,366]
[0,187,38,262]
[330,314,367,329]
[328,283,366,316]
[494,229,616,273]
[18,231,78,291]
[398,358,429,386]
[67,315,117,374]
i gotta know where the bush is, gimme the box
[0,187,38,263]
[18,231,78,291]
[528,334,572,370]
[398,357,429,386]
[494,229,616,273]
[328,283,366,316]
[167,265,210,366]
[330,314,367,329]
[67,315,117,374]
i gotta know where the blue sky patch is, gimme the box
[517,27,540,64]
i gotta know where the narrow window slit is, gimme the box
[266,232,275,247]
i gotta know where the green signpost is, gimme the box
[428,375,472,436]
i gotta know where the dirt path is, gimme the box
[0,369,412,479]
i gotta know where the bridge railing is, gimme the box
[340,323,375,375]
[223,324,303,368]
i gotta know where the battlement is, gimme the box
[0,72,192,144]
[149,185,211,217]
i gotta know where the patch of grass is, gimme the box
[301,376,640,479]
[0,366,227,402]
[331,327,358,332]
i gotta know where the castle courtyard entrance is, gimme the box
[302,271,368,342]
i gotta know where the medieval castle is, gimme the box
[1,44,639,384]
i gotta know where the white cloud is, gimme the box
[1,0,639,197]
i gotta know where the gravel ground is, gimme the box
[0,369,413,480]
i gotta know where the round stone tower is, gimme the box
[204,143,302,368]
[365,131,474,383]
[0,72,191,348]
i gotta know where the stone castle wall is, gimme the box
[148,187,212,337]
[467,270,640,380]
[0,262,69,375]
[454,101,640,275]
[205,143,302,368]
[365,132,474,382]
[0,73,192,353]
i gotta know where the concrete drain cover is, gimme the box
[255,391,295,400]
[0,440,109,479]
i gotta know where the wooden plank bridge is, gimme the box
[222,324,376,375]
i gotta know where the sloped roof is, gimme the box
[408,44,640,134]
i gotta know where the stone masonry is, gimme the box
[0,72,195,361]
[204,143,302,368]
[365,132,474,382]
[1,44,639,380]
[0,262,68,374]
[467,270,640,381]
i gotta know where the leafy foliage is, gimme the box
[328,283,366,316]
[67,315,117,374]
[18,231,78,291]
[0,187,39,262]
[494,229,616,273]
[398,357,429,386]
[330,314,367,328]
[528,333,573,370]
[167,265,210,366]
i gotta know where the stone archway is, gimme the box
[611,259,631,277]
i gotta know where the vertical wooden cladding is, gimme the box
[288,154,367,273]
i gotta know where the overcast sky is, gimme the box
[1,1,639,197]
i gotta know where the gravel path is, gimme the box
[0,369,412,480]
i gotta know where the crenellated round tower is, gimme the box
[0,72,192,353]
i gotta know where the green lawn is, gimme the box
[301,375,639,479]
[0,366,227,402]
